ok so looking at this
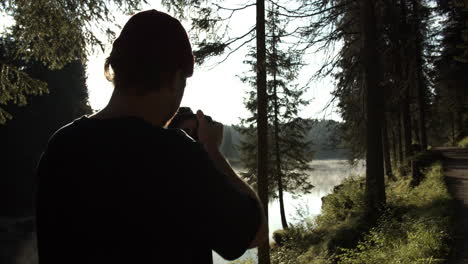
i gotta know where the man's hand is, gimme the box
[196,110,223,149]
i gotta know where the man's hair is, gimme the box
[104,10,194,93]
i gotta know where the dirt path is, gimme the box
[437,147,468,264]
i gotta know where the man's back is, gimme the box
[35,116,260,264]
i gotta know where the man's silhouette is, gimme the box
[35,10,267,264]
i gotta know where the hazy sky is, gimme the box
[86,1,342,125]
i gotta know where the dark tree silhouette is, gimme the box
[0,37,92,217]
[360,0,386,212]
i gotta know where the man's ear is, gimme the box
[173,70,186,91]
[159,70,183,94]
[166,70,186,99]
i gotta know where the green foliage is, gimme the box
[458,136,468,148]
[336,163,453,264]
[454,0,468,63]
[229,258,257,264]
[0,0,144,122]
[271,163,454,264]
[270,176,369,264]
[0,37,92,216]
[430,0,468,145]
[3,0,144,69]
[0,64,48,124]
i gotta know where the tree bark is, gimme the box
[402,94,412,165]
[451,112,456,146]
[271,21,288,230]
[391,126,397,166]
[382,114,396,180]
[400,0,413,165]
[276,157,288,229]
[256,0,271,263]
[456,108,465,140]
[360,0,386,214]
[413,114,420,146]
[390,0,409,173]
[397,114,404,165]
[410,0,428,150]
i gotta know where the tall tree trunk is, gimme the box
[456,107,464,141]
[271,18,288,230]
[360,0,386,214]
[276,141,288,229]
[271,17,288,229]
[401,0,413,165]
[451,112,456,146]
[382,114,396,180]
[413,114,420,146]
[410,0,428,150]
[390,0,409,173]
[256,0,271,263]
[391,121,398,170]
[402,94,413,164]
[397,114,404,165]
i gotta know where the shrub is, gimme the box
[458,136,468,148]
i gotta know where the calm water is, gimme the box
[213,159,365,264]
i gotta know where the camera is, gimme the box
[168,107,213,140]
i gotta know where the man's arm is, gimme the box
[203,145,268,248]
[196,110,268,249]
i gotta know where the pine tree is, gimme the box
[0,36,92,217]
[360,0,386,214]
[0,0,143,123]
[237,3,314,230]
[431,0,468,145]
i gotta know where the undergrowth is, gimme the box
[270,162,454,264]
[458,136,468,148]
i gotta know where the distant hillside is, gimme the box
[220,119,348,163]
[307,119,349,159]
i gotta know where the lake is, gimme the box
[213,159,365,264]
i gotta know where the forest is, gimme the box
[0,0,467,264]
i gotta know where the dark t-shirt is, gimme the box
[35,116,260,264]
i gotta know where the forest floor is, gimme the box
[438,147,468,264]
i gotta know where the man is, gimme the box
[35,10,267,264]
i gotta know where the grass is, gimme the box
[458,136,468,148]
[270,162,454,264]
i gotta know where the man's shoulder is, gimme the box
[45,116,86,149]
[44,116,206,158]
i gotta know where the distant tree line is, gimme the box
[220,119,347,163]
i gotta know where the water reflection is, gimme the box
[213,159,365,264]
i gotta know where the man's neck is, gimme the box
[89,89,174,127]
